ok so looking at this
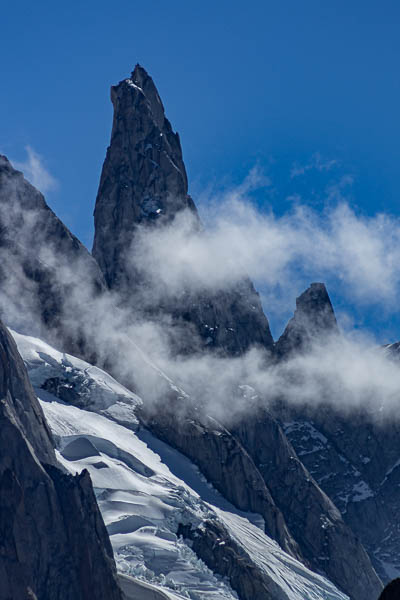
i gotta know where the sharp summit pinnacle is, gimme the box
[92,67,275,355]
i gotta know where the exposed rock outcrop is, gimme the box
[93,64,197,291]
[178,520,297,600]
[273,284,400,583]
[0,320,56,465]
[0,155,106,357]
[275,282,339,358]
[140,399,300,560]
[281,403,400,583]
[178,516,352,600]
[133,319,382,598]
[0,318,123,600]
[0,67,386,599]
[91,67,382,598]
[231,408,383,600]
[378,578,400,600]
[92,65,274,356]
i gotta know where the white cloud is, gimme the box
[2,161,400,424]
[13,146,58,194]
[125,321,400,425]
[128,190,400,322]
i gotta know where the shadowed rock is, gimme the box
[276,282,339,358]
[0,67,385,599]
[91,67,382,599]
[274,284,400,583]
[92,65,274,356]
[232,407,383,600]
[0,154,106,358]
[178,520,297,600]
[0,318,123,600]
[93,64,197,291]
[140,399,300,560]
[378,578,400,599]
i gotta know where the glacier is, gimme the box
[11,329,350,600]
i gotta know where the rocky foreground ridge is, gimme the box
[0,64,396,599]
[0,318,123,599]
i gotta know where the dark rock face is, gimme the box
[273,284,399,583]
[378,579,400,600]
[275,282,339,358]
[178,520,291,600]
[0,318,123,600]
[140,399,300,560]
[137,373,382,599]
[92,65,274,356]
[0,67,384,599]
[231,408,383,600]
[93,64,197,292]
[384,341,400,357]
[0,154,106,357]
[91,67,383,598]
[41,376,84,407]
[281,404,400,583]
[167,280,274,356]
[0,320,55,465]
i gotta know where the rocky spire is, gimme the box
[92,64,198,292]
[92,67,274,355]
[275,282,339,358]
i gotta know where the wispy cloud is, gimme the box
[129,187,400,323]
[148,332,400,424]
[290,153,339,179]
[2,161,400,425]
[13,146,58,194]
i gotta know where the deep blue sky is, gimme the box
[2,1,400,340]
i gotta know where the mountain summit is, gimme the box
[89,68,382,600]
[92,64,197,292]
[0,66,389,600]
[92,66,274,355]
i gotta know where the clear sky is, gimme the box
[2,0,400,340]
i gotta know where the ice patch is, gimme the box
[351,480,374,502]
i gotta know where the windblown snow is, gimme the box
[12,330,349,600]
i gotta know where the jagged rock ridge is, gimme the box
[275,282,339,358]
[0,318,123,600]
[93,64,197,290]
[92,64,274,356]
[0,67,386,600]
[231,407,382,599]
[273,284,400,583]
[0,154,106,357]
[91,67,382,600]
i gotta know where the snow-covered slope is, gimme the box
[14,332,142,427]
[12,330,350,600]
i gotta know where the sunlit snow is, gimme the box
[13,330,349,600]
